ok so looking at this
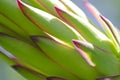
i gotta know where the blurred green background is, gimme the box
[72,0,120,29]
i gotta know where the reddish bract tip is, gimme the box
[54,7,62,15]
[16,0,27,16]
[72,40,95,67]
[54,7,69,24]
[16,0,25,14]
[72,39,80,48]
[16,0,22,9]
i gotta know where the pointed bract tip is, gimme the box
[16,0,22,9]
[16,0,26,13]
[54,7,60,11]
[72,39,81,48]
[99,15,105,20]
[99,15,108,25]
[54,6,63,14]
[72,40,95,67]
[72,39,93,49]
[100,15,111,29]
[72,39,77,45]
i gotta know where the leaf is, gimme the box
[55,7,108,42]
[32,36,100,80]
[84,0,120,53]
[0,13,29,40]
[59,0,88,21]
[100,15,120,53]
[0,33,78,80]
[31,0,67,17]
[0,23,20,38]
[72,39,95,67]
[73,40,120,75]
[21,0,88,22]
[55,7,118,55]
[20,0,47,12]
[0,0,45,37]
[17,0,81,47]
[0,59,26,80]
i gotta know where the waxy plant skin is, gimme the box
[0,0,120,80]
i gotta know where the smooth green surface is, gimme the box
[0,0,45,37]
[18,0,80,47]
[55,8,118,55]
[0,33,79,80]
[35,36,100,80]
[73,40,120,75]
